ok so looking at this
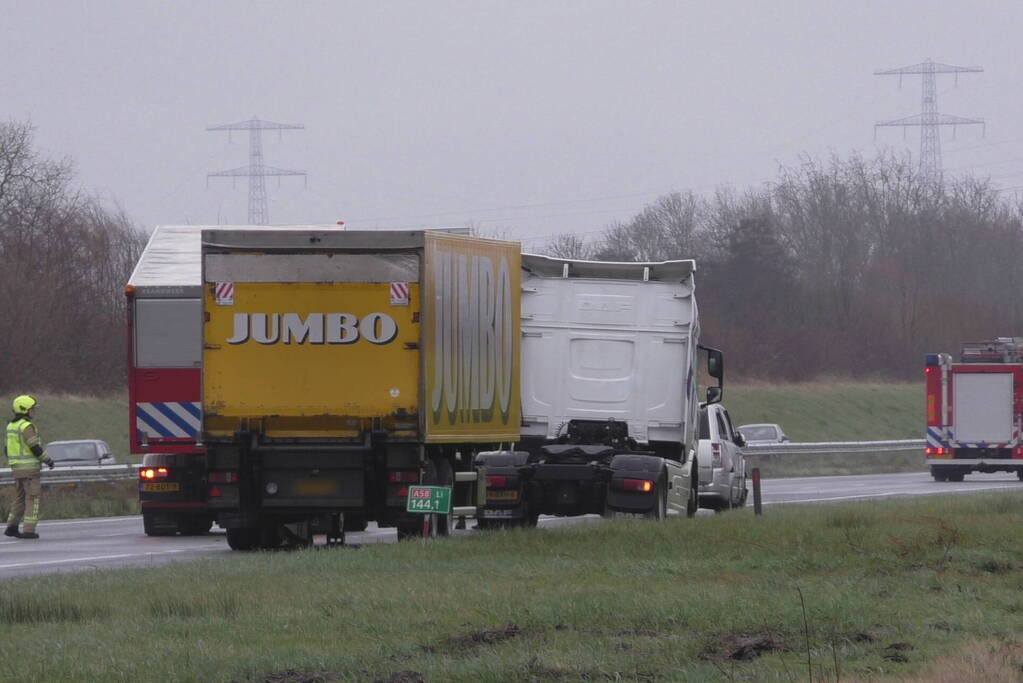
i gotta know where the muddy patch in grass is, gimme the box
[373,672,425,683]
[882,642,914,663]
[447,623,522,649]
[250,670,339,683]
[701,632,789,661]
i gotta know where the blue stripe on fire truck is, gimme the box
[925,426,945,449]
[136,402,201,439]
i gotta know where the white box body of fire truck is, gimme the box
[924,338,1023,482]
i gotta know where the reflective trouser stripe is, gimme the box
[23,496,40,533]
[6,476,42,532]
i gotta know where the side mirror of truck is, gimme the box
[706,348,724,380]
[705,386,722,404]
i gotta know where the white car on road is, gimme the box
[698,404,747,511]
[737,423,789,445]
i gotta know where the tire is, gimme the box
[686,472,699,519]
[342,514,368,532]
[930,467,948,482]
[424,456,454,537]
[142,512,176,536]
[947,471,965,483]
[1017,470,1023,481]
[397,521,424,540]
[226,527,260,551]
[644,475,668,521]
[179,517,213,536]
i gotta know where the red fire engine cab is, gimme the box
[126,226,212,535]
[925,338,1023,482]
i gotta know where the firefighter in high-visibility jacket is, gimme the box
[4,395,54,539]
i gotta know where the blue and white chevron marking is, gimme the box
[925,426,946,449]
[136,402,201,439]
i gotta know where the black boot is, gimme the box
[4,526,21,538]
[19,532,39,539]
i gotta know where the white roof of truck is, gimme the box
[522,253,694,282]
[127,225,471,292]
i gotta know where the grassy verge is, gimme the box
[0,481,139,523]
[726,381,921,442]
[1,494,1022,681]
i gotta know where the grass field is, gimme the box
[725,380,922,442]
[13,382,923,465]
[1,493,1021,681]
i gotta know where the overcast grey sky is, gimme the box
[3,1,1021,249]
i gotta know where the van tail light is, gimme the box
[139,467,169,480]
[208,471,238,484]
[711,443,722,468]
[622,478,654,493]
[387,471,420,483]
[486,475,508,489]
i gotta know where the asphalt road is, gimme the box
[2,471,1021,581]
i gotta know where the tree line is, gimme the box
[540,153,1023,380]
[4,118,1021,393]
[0,120,146,396]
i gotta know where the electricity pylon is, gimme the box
[875,59,984,182]
[207,118,306,225]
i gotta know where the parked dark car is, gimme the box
[44,440,116,466]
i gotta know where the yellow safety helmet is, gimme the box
[12,395,37,414]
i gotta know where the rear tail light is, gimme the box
[208,471,238,484]
[208,486,222,498]
[711,443,722,468]
[486,475,508,488]
[396,486,408,497]
[140,467,169,480]
[924,446,947,456]
[622,478,654,493]
[387,471,420,483]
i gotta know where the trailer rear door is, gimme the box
[953,371,1013,443]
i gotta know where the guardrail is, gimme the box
[0,464,140,486]
[743,439,925,457]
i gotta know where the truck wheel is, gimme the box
[397,522,423,540]
[424,456,454,536]
[226,527,260,551]
[180,517,213,535]
[342,514,368,532]
[947,471,965,482]
[930,467,948,482]
[644,475,668,521]
[1018,470,1023,481]
[686,474,699,519]
[142,512,176,536]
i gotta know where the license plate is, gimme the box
[483,508,515,518]
[487,490,519,501]
[295,479,338,495]
[142,482,180,492]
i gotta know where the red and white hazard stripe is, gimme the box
[390,281,409,306]
[215,282,234,305]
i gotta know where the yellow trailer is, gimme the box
[200,229,520,548]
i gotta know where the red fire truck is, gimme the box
[126,226,212,535]
[925,338,1023,482]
